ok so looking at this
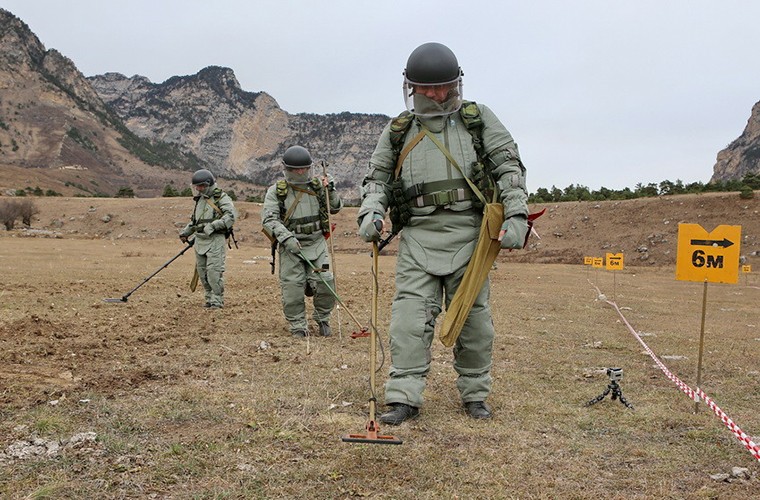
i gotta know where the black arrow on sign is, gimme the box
[690,238,734,248]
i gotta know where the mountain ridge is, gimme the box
[1,7,758,200]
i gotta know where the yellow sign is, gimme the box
[743,265,752,273]
[676,224,741,284]
[606,253,624,270]
[592,257,604,268]
[584,256,593,265]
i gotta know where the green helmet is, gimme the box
[191,169,215,187]
[404,42,462,85]
[282,145,312,169]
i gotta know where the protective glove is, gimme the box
[203,223,215,236]
[359,213,384,242]
[323,174,335,191]
[179,234,188,244]
[282,236,302,255]
[499,215,529,249]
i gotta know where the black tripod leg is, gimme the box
[585,386,611,407]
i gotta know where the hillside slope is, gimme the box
[4,191,758,268]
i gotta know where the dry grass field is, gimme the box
[1,195,759,499]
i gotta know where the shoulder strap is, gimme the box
[205,194,224,217]
[276,180,288,199]
[422,128,488,207]
[283,190,304,223]
[459,101,486,162]
[389,103,486,179]
[389,110,415,153]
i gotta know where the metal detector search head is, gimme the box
[342,420,403,445]
[103,296,128,303]
[103,242,195,304]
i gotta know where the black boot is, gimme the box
[317,321,331,337]
[378,403,419,425]
[464,401,492,419]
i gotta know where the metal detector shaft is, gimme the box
[369,241,379,422]
[298,250,365,331]
[321,161,342,338]
[104,241,194,302]
[341,241,402,445]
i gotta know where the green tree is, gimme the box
[162,184,179,197]
[741,173,760,189]
[115,187,135,198]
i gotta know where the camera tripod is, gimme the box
[585,368,634,410]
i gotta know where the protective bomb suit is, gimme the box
[357,42,529,423]
[262,146,343,337]
[179,169,237,308]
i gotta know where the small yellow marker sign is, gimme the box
[606,253,624,271]
[592,257,604,268]
[584,256,593,265]
[742,265,752,273]
[676,224,741,284]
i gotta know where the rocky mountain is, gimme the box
[0,8,203,198]
[88,69,389,196]
[711,100,760,183]
[0,8,389,200]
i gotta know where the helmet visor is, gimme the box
[403,77,463,117]
[283,166,311,185]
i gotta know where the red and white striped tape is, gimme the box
[592,283,760,462]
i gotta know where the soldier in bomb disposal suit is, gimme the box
[179,169,237,309]
[262,146,343,338]
[357,42,529,424]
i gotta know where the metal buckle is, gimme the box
[431,190,452,206]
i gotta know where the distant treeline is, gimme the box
[528,173,760,203]
[7,174,758,202]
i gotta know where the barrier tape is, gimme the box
[591,283,760,462]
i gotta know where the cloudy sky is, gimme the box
[5,0,759,192]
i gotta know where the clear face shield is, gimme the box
[283,164,312,185]
[192,182,210,195]
[403,76,463,117]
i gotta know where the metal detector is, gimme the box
[103,240,195,303]
[297,250,367,336]
[342,240,402,445]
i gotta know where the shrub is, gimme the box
[162,184,179,197]
[739,186,754,199]
[115,187,135,198]
[17,199,39,226]
[0,199,22,230]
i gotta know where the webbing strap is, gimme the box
[205,196,224,217]
[283,190,304,223]
[290,184,318,196]
[422,128,488,207]
[405,178,474,208]
[394,129,426,179]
